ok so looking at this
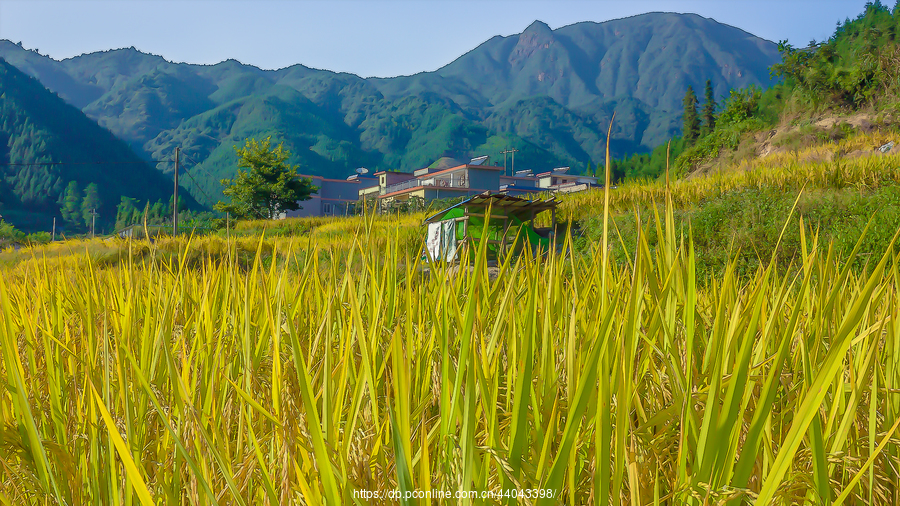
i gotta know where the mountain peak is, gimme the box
[523,20,553,35]
[511,20,555,64]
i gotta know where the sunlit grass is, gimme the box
[559,130,900,221]
[2,135,900,503]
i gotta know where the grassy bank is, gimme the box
[566,131,900,276]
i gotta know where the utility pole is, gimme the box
[499,148,519,176]
[173,147,180,236]
[51,217,55,242]
[90,209,98,238]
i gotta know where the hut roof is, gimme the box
[424,193,558,224]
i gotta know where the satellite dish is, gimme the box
[356,167,369,174]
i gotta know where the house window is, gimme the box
[323,203,333,215]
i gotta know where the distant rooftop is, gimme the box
[469,155,491,166]
[429,156,466,170]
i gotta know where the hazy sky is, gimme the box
[0,0,879,77]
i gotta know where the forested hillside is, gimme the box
[0,58,196,232]
[663,1,900,177]
[601,2,900,182]
[0,12,779,206]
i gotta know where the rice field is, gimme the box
[4,131,900,504]
[1,182,900,505]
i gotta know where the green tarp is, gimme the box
[437,207,551,257]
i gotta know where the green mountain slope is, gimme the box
[0,12,781,206]
[373,14,778,139]
[0,58,196,232]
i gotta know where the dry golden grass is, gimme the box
[1,188,900,504]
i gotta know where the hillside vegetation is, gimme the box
[0,59,198,232]
[565,2,900,276]
[668,1,900,178]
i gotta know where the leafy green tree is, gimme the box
[81,183,102,229]
[682,86,700,145]
[169,194,188,215]
[25,231,51,246]
[701,79,716,136]
[0,219,25,243]
[61,181,82,228]
[150,202,166,222]
[215,137,317,220]
[718,87,762,126]
[116,197,139,229]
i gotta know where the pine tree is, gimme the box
[701,79,716,136]
[81,183,101,229]
[150,202,166,222]
[61,181,81,227]
[682,86,701,144]
[116,197,139,229]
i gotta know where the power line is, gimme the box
[178,151,219,183]
[0,161,171,167]
[173,152,223,210]
[180,170,219,208]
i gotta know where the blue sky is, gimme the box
[0,0,879,77]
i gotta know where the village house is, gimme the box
[281,173,378,218]
[283,156,602,217]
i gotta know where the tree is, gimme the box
[682,86,701,144]
[61,181,81,228]
[81,183,101,230]
[215,137,317,220]
[150,202,166,222]
[116,196,139,229]
[701,79,716,136]
[718,87,762,126]
[169,194,188,215]
[0,219,25,244]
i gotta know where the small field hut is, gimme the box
[423,193,558,262]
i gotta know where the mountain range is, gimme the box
[0,58,195,232]
[0,12,781,210]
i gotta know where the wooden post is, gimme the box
[173,147,179,236]
[551,207,556,241]
[462,206,469,258]
[51,217,56,242]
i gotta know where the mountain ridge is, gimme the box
[0,57,197,232]
[0,12,781,206]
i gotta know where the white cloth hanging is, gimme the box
[441,220,457,262]
[426,222,442,261]
[425,220,457,262]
